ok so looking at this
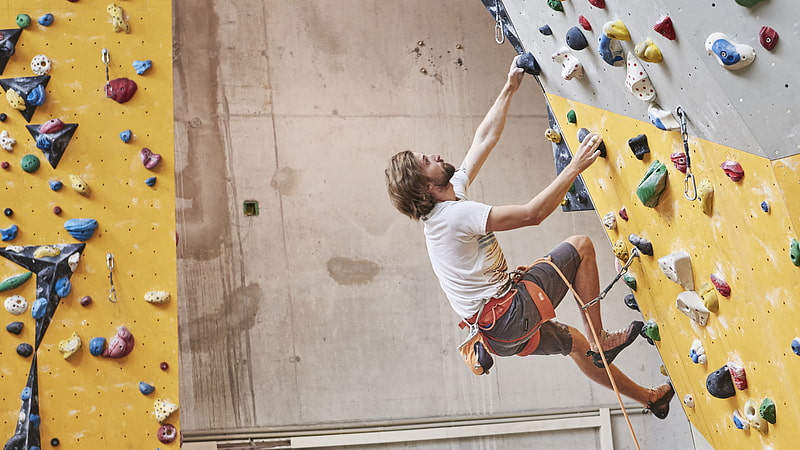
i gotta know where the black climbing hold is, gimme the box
[628,134,650,160]
[0,29,22,75]
[3,207,11,217]
[16,342,33,357]
[624,293,639,311]
[6,321,23,334]
[26,122,79,169]
[539,24,552,36]
[51,438,60,446]
[577,128,607,158]
[706,365,736,399]
[0,113,7,122]
[628,233,653,256]
[0,75,51,122]
[516,52,540,75]
[565,26,588,51]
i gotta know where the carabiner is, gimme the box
[106,253,118,303]
[676,106,698,201]
[494,0,505,45]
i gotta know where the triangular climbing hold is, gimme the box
[25,120,79,169]
[0,28,23,75]
[0,75,50,122]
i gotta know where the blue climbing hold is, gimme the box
[565,26,588,51]
[761,201,769,213]
[89,337,106,356]
[539,24,552,35]
[598,34,625,67]
[55,277,71,298]
[120,129,132,143]
[132,59,152,75]
[21,387,31,400]
[139,381,155,395]
[792,337,800,356]
[35,134,52,150]
[26,84,46,107]
[30,414,40,427]
[63,218,98,241]
[38,14,55,27]
[31,297,48,320]
[145,176,157,186]
[49,180,63,191]
[1,224,18,241]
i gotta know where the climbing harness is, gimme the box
[494,0,505,45]
[101,48,111,97]
[677,106,697,201]
[580,247,640,310]
[106,252,118,303]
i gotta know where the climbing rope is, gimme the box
[494,0,505,45]
[523,252,643,450]
[677,106,697,201]
[580,247,640,310]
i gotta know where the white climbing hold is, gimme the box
[4,295,27,315]
[144,290,171,304]
[705,32,756,70]
[154,398,179,423]
[31,55,52,76]
[658,251,694,290]
[647,103,680,130]
[552,47,584,80]
[625,53,656,102]
[0,130,15,151]
[676,290,709,326]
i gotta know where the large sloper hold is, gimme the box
[706,364,735,399]
[4,355,41,450]
[658,251,694,290]
[636,160,668,207]
[25,120,79,169]
[0,75,50,122]
[0,29,22,75]
[676,290,710,326]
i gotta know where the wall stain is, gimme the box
[327,257,381,285]
[271,167,297,195]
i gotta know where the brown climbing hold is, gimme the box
[720,160,744,182]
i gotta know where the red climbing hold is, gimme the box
[653,16,676,40]
[670,152,687,173]
[759,26,779,51]
[588,0,605,8]
[720,160,744,182]
[710,273,731,297]
[579,16,592,31]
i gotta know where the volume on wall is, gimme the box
[484,0,800,448]
[0,3,178,449]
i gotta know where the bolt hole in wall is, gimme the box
[243,200,259,216]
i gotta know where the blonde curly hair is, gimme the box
[385,151,435,221]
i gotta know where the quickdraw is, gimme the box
[580,247,640,310]
[494,0,505,45]
[676,106,697,201]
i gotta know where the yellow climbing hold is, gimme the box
[69,174,89,196]
[613,240,629,262]
[58,332,82,360]
[144,290,171,304]
[545,128,562,143]
[153,398,179,423]
[698,179,714,215]
[5,89,25,111]
[634,38,663,63]
[107,3,130,34]
[33,245,61,259]
[603,20,631,41]
[699,281,719,312]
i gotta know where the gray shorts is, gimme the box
[480,242,580,357]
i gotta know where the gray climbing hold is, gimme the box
[706,365,735,399]
[16,342,33,357]
[516,52,540,75]
[628,233,653,256]
[577,128,606,157]
[565,27,588,51]
[6,321,23,334]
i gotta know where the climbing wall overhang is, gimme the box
[0,3,177,449]
[483,0,800,448]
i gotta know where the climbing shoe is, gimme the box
[648,383,675,419]
[588,320,645,368]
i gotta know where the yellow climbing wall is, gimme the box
[546,93,800,449]
[0,2,177,449]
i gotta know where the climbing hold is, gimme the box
[139,381,156,395]
[642,319,660,342]
[676,291,709,326]
[744,399,767,431]
[636,160,668,208]
[546,0,564,12]
[153,398,179,423]
[578,16,591,31]
[5,89,24,111]
[33,245,60,259]
[0,271,32,292]
[791,239,800,266]
[144,290,171,304]
[145,176,157,187]
[628,233,653,256]
[720,160,744,181]
[689,339,706,364]
[760,398,776,424]
[628,134,649,160]
[697,179,714,215]
[794,338,800,355]
[20,387,31,401]
[6,321,23,334]
[625,53,656,102]
[3,208,11,217]
[539,25,552,36]
[516,52,540,76]
[26,84,46,107]
[31,297,48,320]
[566,110,576,123]
[759,26,779,51]
[89,337,106,356]
[699,282,719,312]
[733,409,750,430]
[577,128,606,157]
[15,15,31,29]
[683,395,694,408]
[30,55,51,76]
[653,16,676,40]
[107,3,131,33]
[51,438,59,447]
[16,342,33,357]
[623,293,638,311]
[551,48,583,80]
[545,128,561,143]
[158,424,178,444]
[761,201,769,213]
[67,174,90,196]
[20,154,40,173]
[140,148,162,169]
[68,252,80,272]
[160,361,169,371]
[648,103,680,130]
[0,130,15,151]
[63,218,98,242]
[565,27,588,51]
[0,161,7,169]
[602,211,616,230]
[613,240,628,262]
[603,20,631,41]
[80,295,92,307]
[102,325,135,358]
[598,34,625,67]
[669,152,687,173]
[588,0,605,8]
[618,207,628,221]
[706,365,735,399]
[705,33,756,70]
[735,0,766,6]
[659,252,693,289]
[38,14,54,27]
[709,273,731,297]
[119,129,132,143]
[727,362,747,390]
[4,295,27,315]
[1,224,18,241]
[57,332,82,360]
[623,273,637,291]
[55,277,72,298]
[634,38,663,63]
[105,77,137,103]
[132,59,152,75]
[53,206,62,215]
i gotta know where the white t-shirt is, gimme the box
[423,170,510,318]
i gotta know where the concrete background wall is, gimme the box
[172,1,695,448]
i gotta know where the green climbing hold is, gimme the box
[21,154,40,173]
[15,14,31,29]
[759,397,776,424]
[791,239,800,266]
[643,319,660,341]
[636,160,668,207]
[623,273,637,291]
[566,110,577,123]
[0,271,32,292]
[735,0,765,6]
[547,0,564,12]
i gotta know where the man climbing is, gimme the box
[384,56,674,418]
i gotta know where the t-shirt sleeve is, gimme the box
[449,201,492,237]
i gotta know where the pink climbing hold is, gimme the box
[39,118,65,134]
[759,26,779,51]
[653,16,676,40]
[618,207,628,221]
[105,77,138,104]
[140,148,162,169]
[727,362,747,390]
[710,273,731,297]
[720,160,744,181]
[579,16,592,31]
[670,152,687,173]
[102,325,135,358]
[588,0,605,8]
